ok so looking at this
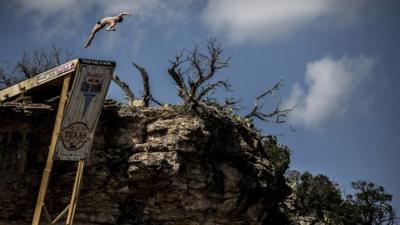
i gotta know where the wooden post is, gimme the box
[32,74,72,225]
[66,160,85,225]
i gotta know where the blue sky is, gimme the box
[1,0,399,211]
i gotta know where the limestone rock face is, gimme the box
[0,105,290,225]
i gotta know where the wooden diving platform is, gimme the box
[0,58,115,103]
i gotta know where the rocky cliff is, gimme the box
[0,102,291,225]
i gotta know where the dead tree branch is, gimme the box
[166,38,231,109]
[112,74,136,103]
[256,78,283,101]
[224,97,242,111]
[111,63,159,107]
[0,66,17,88]
[132,62,151,107]
[167,50,189,100]
[197,79,232,101]
[132,62,162,106]
[244,79,295,124]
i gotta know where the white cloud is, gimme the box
[202,0,370,43]
[285,56,377,128]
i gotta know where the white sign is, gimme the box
[54,59,115,161]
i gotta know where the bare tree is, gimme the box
[113,62,160,107]
[0,67,18,87]
[167,38,231,109]
[132,63,150,106]
[244,79,295,124]
[166,38,295,128]
[0,46,73,89]
[131,62,162,107]
[112,74,136,103]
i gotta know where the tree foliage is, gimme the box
[289,171,342,220]
[263,135,291,176]
[287,171,398,225]
[350,181,396,225]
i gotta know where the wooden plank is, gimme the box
[0,59,78,102]
[32,74,72,225]
[54,60,114,161]
[66,160,85,225]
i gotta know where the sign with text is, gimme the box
[54,60,115,161]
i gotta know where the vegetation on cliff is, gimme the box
[286,171,398,225]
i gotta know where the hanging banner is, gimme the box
[54,59,115,161]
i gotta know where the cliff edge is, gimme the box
[0,103,291,225]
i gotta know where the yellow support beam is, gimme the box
[32,74,72,225]
[66,160,85,225]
